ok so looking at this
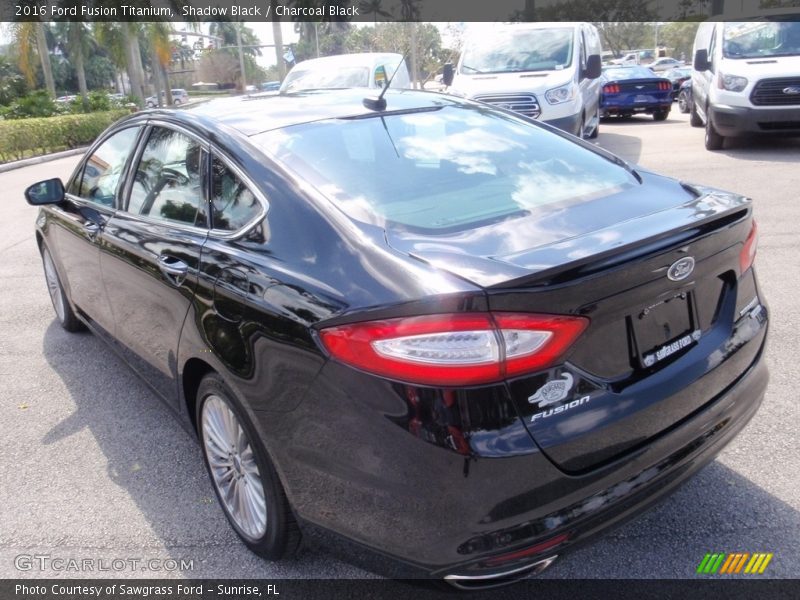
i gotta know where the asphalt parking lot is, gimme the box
[1,108,798,581]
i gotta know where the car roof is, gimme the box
[153,89,461,137]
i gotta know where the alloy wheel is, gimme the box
[201,395,267,541]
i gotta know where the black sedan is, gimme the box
[600,65,674,120]
[663,66,693,99]
[25,89,768,587]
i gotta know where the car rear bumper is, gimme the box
[601,99,672,115]
[259,315,768,580]
[710,104,800,136]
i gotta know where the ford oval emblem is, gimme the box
[667,257,695,281]
[783,86,800,95]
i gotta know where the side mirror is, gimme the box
[694,49,710,71]
[442,63,454,87]
[25,178,65,206]
[585,54,602,79]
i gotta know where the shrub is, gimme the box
[3,90,58,120]
[0,109,129,163]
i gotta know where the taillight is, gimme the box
[658,81,671,91]
[603,84,620,94]
[740,220,758,274]
[319,313,589,386]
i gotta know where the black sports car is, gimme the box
[25,89,768,587]
[600,65,674,120]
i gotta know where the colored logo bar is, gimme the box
[696,552,773,575]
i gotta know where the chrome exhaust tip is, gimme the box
[444,555,558,590]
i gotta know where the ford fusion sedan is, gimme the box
[25,89,768,587]
[601,65,674,120]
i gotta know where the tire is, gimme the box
[678,92,689,114]
[197,373,300,559]
[653,109,669,121]
[705,114,725,150]
[41,246,83,332]
[690,102,703,127]
[173,98,182,106]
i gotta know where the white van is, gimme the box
[280,53,410,93]
[443,22,603,138]
[691,20,800,150]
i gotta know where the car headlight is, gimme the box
[545,83,576,105]
[718,73,748,92]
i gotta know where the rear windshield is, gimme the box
[603,66,657,80]
[254,104,636,232]
[281,66,370,92]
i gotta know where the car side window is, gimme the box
[74,127,140,208]
[127,127,208,227]
[210,156,262,232]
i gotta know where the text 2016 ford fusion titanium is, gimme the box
[25,90,768,587]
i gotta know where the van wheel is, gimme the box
[705,116,725,150]
[197,374,301,559]
[690,103,703,127]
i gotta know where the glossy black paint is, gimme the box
[30,89,768,581]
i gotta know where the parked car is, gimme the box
[612,51,639,66]
[261,81,280,91]
[443,22,603,139]
[677,79,693,113]
[280,53,410,93]
[649,57,684,73]
[145,88,189,107]
[692,20,800,150]
[24,89,768,587]
[55,95,77,104]
[600,65,673,120]
[663,66,693,99]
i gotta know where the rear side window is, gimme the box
[256,104,636,232]
[210,156,262,232]
[127,127,208,227]
[73,127,140,208]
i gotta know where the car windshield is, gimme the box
[460,27,574,74]
[254,104,636,233]
[723,21,800,59]
[281,66,370,91]
[603,66,656,80]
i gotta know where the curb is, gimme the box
[0,147,88,174]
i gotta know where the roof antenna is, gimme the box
[363,51,409,111]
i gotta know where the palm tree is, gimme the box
[144,23,174,105]
[5,21,56,96]
[53,22,95,108]
[94,23,146,104]
[271,2,286,80]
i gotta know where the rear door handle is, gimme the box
[157,255,189,277]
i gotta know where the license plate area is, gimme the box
[630,291,700,369]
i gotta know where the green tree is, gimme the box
[0,55,27,105]
[660,22,701,61]
[5,21,56,97]
[595,23,655,57]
